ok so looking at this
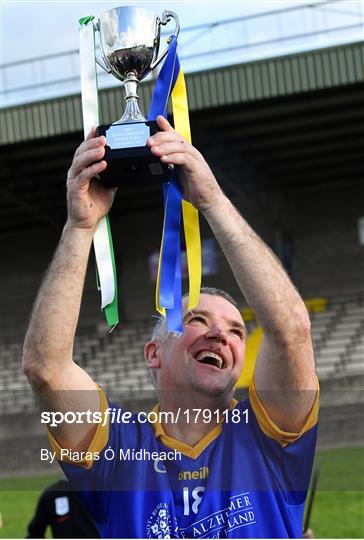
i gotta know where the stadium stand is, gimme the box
[311,292,364,379]
[1,293,363,416]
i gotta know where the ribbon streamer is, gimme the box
[79,17,119,327]
[171,64,201,311]
[149,36,201,333]
[158,179,183,309]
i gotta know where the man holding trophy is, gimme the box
[23,6,318,539]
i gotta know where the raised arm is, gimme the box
[22,129,116,450]
[148,116,317,432]
[201,196,316,432]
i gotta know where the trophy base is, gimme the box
[96,121,170,187]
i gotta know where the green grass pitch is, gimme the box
[1,447,363,538]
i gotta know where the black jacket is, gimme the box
[26,479,99,538]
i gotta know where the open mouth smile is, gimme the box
[193,350,226,370]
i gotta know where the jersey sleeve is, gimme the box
[248,375,319,505]
[47,385,110,468]
[249,374,319,447]
[46,386,137,523]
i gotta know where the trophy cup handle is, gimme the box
[93,20,112,74]
[95,57,112,73]
[150,10,180,71]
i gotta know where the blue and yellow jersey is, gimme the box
[48,378,319,538]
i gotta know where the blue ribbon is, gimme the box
[159,179,182,307]
[166,227,182,334]
[148,36,183,333]
[149,36,178,120]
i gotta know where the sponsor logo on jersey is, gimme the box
[178,466,209,481]
[154,458,167,474]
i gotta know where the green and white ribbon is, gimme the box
[79,16,119,328]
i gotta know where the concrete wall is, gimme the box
[293,184,364,296]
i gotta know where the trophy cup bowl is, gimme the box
[99,7,158,88]
[95,6,179,187]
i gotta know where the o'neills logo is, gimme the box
[178,466,209,481]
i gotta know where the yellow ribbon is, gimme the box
[156,67,201,315]
[172,69,201,311]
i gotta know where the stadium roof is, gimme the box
[0,41,363,235]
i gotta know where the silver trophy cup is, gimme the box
[95,6,179,124]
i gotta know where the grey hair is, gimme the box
[151,287,238,342]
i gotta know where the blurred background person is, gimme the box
[26,476,99,539]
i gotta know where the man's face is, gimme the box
[153,294,246,398]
